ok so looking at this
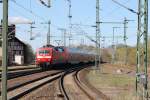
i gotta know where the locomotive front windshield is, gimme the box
[39,50,50,55]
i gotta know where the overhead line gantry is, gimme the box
[136,0,148,99]
[112,0,149,99]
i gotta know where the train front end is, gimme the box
[36,48,53,67]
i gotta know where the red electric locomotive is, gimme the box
[36,45,68,67]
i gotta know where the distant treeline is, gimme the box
[115,37,150,65]
[75,37,150,66]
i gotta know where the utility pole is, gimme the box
[48,0,51,7]
[58,28,66,46]
[101,36,105,58]
[95,0,101,68]
[68,36,71,47]
[123,17,134,65]
[47,20,51,45]
[41,20,51,45]
[1,0,8,100]
[63,30,66,47]
[112,27,120,64]
[102,36,105,48]
[67,0,72,47]
[123,17,128,65]
[30,23,36,40]
[136,0,148,99]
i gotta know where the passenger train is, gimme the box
[35,45,95,68]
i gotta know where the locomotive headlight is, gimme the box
[37,56,51,58]
[46,56,51,58]
[37,56,42,58]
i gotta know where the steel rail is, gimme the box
[7,72,62,100]
[74,68,109,100]
[0,71,63,94]
[59,65,87,100]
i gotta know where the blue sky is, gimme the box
[0,0,150,50]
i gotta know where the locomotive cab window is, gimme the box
[39,50,50,54]
[39,50,44,54]
[45,50,50,54]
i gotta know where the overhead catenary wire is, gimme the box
[103,0,131,19]
[9,6,32,22]
[111,0,138,14]
[10,0,74,41]
[9,0,56,40]
[39,0,51,8]
[39,0,47,7]
[11,0,47,22]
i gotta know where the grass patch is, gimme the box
[88,72,135,87]
[87,70,137,100]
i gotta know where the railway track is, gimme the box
[0,63,106,100]
[74,69,109,100]
[58,65,89,100]
[0,70,63,100]
[0,67,42,80]
[18,65,85,100]
[2,64,81,99]
[59,65,109,100]
[73,70,94,100]
[0,65,39,72]
[59,66,80,100]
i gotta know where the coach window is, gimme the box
[55,47,59,51]
[60,48,64,52]
[58,48,64,52]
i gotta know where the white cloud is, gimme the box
[8,17,33,24]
